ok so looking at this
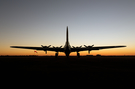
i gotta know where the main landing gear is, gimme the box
[77,52,80,58]
[55,52,58,58]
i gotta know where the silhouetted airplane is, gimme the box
[11,27,126,57]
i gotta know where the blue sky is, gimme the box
[0,0,135,55]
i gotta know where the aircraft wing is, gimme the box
[91,46,126,50]
[10,46,64,52]
[71,46,126,52]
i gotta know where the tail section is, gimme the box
[66,26,68,42]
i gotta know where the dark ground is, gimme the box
[0,56,135,88]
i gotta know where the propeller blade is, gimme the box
[48,45,51,47]
[84,45,87,47]
[84,44,94,48]
[72,46,75,48]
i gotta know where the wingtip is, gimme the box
[120,45,127,47]
[10,46,18,48]
[10,46,13,48]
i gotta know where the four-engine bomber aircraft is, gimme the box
[11,27,126,57]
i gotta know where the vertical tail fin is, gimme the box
[66,26,68,42]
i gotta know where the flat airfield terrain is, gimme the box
[0,56,135,87]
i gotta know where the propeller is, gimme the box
[41,45,51,54]
[72,45,82,49]
[72,46,75,48]
[84,44,94,48]
[41,45,51,48]
[72,46,82,53]
[60,45,62,48]
[53,46,63,52]
[84,44,94,54]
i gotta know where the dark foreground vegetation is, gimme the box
[0,56,135,88]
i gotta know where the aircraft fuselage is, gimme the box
[64,41,71,57]
[63,27,71,57]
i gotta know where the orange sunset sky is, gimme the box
[0,0,135,56]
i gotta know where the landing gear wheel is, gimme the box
[55,53,58,58]
[77,53,80,58]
